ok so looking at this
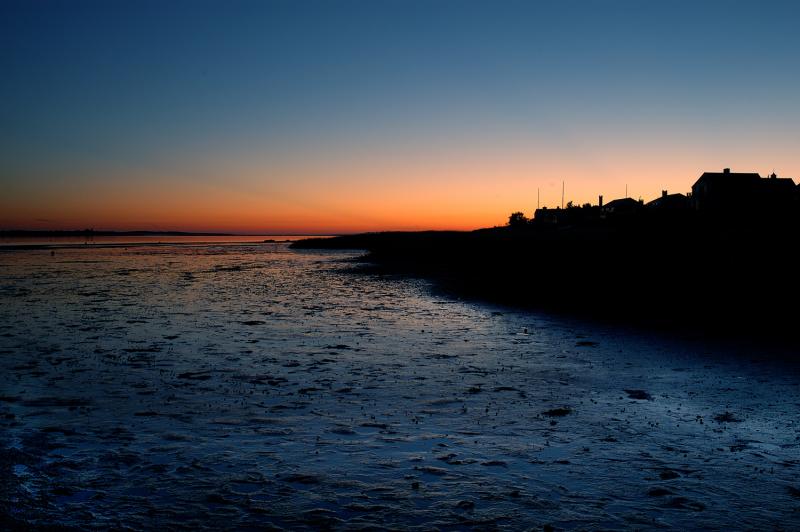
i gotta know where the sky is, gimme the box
[2,0,800,233]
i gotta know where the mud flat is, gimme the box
[1,242,800,529]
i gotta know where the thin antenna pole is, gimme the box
[562,181,565,209]
[537,188,540,210]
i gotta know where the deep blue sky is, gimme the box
[2,1,799,231]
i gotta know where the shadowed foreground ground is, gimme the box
[292,215,800,344]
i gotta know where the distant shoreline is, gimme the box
[0,241,292,251]
[0,230,343,238]
[0,230,235,237]
[0,232,333,251]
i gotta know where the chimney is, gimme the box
[723,168,730,174]
[598,195,603,208]
[662,190,667,198]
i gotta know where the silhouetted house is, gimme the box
[760,172,796,209]
[646,190,689,211]
[534,204,602,226]
[602,197,641,214]
[691,168,760,213]
[534,207,568,225]
[692,168,797,215]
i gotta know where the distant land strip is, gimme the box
[0,230,234,237]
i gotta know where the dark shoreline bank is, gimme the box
[292,219,800,347]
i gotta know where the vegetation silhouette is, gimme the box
[507,212,528,227]
[293,169,800,342]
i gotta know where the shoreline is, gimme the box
[0,240,294,251]
[292,222,800,347]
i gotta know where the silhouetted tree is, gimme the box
[508,212,529,227]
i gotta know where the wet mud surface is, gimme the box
[1,243,800,529]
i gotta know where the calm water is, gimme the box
[1,242,799,529]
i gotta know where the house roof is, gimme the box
[692,171,761,189]
[603,197,641,210]
[646,193,688,209]
[692,171,797,193]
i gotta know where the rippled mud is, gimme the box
[1,243,799,529]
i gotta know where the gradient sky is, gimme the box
[2,0,800,233]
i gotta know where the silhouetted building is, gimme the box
[530,168,795,229]
[761,172,796,209]
[534,207,567,225]
[602,197,641,214]
[533,207,551,224]
[691,168,797,215]
[534,204,601,225]
[646,190,689,211]
[692,168,759,213]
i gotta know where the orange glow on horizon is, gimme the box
[3,146,797,234]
